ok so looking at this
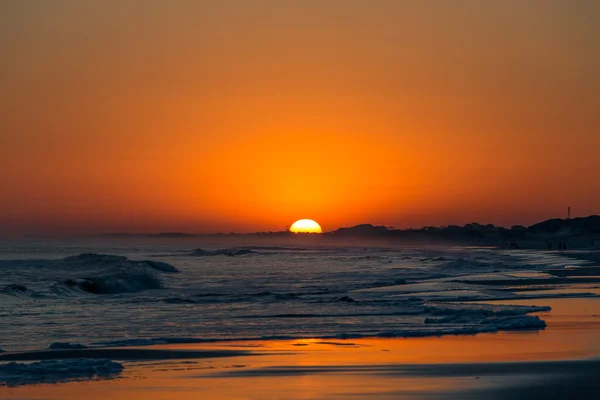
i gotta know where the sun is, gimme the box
[289,219,323,234]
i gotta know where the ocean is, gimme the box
[0,239,586,353]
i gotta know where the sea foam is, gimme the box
[0,358,123,386]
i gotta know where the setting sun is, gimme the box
[290,219,323,233]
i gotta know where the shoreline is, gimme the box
[2,296,599,398]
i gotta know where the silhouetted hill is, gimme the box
[326,215,600,248]
[331,224,390,237]
[528,216,600,236]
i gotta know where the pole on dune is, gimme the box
[567,206,571,220]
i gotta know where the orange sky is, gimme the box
[1,1,599,235]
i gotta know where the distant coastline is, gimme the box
[95,215,600,250]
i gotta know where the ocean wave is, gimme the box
[63,254,179,273]
[237,246,312,251]
[0,284,31,298]
[162,297,199,304]
[0,358,123,386]
[247,291,300,300]
[190,248,259,257]
[160,291,304,305]
[236,310,436,319]
[1,254,179,296]
[425,312,546,329]
[193,293,229,297]
[482,315,546,329]
[439,257,536,272]
[138,260,180,273]
[364,279,407,289]
[48,342,88,350]
[91,339,163,347]
[77,312,546,348]
[424,305,550,317]
[440,258,498,270]
[63,253,128,264]
[56,270,163,294]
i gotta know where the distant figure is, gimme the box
[563,242,567,251]
[559,242,563,251]
[548,243,552,251]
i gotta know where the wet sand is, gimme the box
[2,296,599,399]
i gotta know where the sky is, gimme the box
[1,1,599,235]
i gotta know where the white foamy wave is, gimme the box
[425,312,546,329]
[0,358,123,386]
[482,315,546,330]
[424,305,550,317]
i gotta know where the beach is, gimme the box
[2,296,599,399]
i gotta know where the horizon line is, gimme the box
[14,214,599,239]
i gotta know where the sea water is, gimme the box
[0,239,586,352]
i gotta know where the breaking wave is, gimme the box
[54,270,163,295]
[0,284,32,298]
[1,254,178,296]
